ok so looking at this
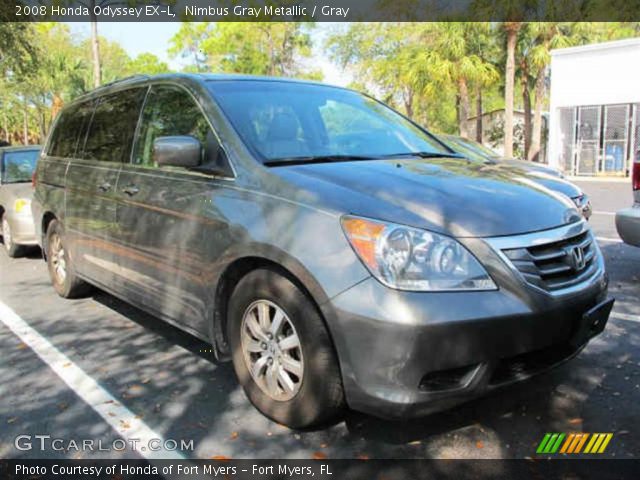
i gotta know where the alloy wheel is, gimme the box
[2,218,12,252]
[240,299,304,401]
[49,232,67,284]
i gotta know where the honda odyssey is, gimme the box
[32,74,613,428]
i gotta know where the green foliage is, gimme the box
[169,22,318,77]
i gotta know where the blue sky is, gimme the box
[67,22,350,86]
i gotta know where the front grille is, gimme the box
[502,230,599,292]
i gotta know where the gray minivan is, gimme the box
[32,74,613,428]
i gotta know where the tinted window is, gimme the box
[208,81,447,163]
[133,85,214,168]
[48,101,93,158]
[2,149,39,183]
[82,88,146,163]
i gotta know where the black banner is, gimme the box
[2,0,640,22]
[1,459,639,480]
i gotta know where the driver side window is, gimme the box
[133,85,213,168]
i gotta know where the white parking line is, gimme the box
[610,312,640,324]
[0,300,184,460]
[592,211,616,216]
[597,237,623,243]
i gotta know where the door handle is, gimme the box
[98,182,111,192]
[122,185,140,196]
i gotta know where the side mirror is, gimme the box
[153,136,201,168]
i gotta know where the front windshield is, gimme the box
[208,80,449,164]
[2,149,39,183]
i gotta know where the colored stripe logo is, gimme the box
[536,433,613,454]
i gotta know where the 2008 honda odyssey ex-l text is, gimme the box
[32,74,613,428]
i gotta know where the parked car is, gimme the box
[615,151,640,246]
[32,74,612,428]
[0,145,41,257]
[440,134,592,220]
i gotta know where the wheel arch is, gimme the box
[40,211,58,259]
[210,249,335,361]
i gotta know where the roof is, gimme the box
[551,37,640,57]
[72,72,344,104]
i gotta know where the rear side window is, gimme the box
[82,88,146,163]
[48,101,93,158]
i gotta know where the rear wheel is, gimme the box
[227,268,345,428]
[45,220,91,298]
[1,215,23,258]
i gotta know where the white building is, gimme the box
[548,38,640,176]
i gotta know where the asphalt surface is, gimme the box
[0,180,638,460]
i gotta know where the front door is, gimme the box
[114,84,233,332]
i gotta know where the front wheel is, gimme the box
[45,220,91,298]
[227,268,345,428]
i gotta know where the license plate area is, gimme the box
[570,298,614,347]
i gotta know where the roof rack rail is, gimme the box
[95,74,151,90]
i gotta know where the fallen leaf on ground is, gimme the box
[16,343,27,350]
[230,432,239,440]
[357,454,370,460]
[7,417,17,424]
[320,443,328,449]
[62,362,71,368]
[476,441,484,449]
[120,420,131,429]
[312,452,327,460]
[210,455,231,460]
[568,418,583,424]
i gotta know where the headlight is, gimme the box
[341,215,497,291]
[13,198,31,214]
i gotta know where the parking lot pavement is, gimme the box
[0,180,638,460]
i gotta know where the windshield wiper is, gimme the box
[377,151,464,159]
[264,151,463,167]
[264,155,377,167]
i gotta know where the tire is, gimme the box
[1,214,23,258]
[45,219,91,298]
[227,268,345,428]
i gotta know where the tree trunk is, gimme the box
[22,101,28,145]
[51,94,64,121]
[402,86,414,119]
[503,23,519,158]
[522,74,532,160]
[458,77,471,138]
[2,110,8,142]
[475,88,483,143]
[90,5,102,88]
[529,68,546,162]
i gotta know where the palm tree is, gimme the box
[414,23,497,138]
[503,21,521,158]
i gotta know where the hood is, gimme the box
[271,157,582,238]
[0,182,33,203]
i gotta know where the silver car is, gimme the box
[615,155,640,246]
[0,146,40,257]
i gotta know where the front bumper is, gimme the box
[323,223,610,419]
[4,211,37,246]
[616,204,640,246]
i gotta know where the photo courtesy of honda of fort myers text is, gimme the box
[0,1,639,480]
